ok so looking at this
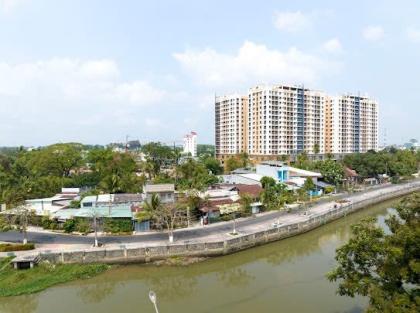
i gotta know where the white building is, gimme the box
[325,94,378,153]
[247,85,326,158]
[215,94,248,162]
[183,131,198,157]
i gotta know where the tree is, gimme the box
[141,142,174,177]
[295,152,310,170]
[176,159,219,190]
[225,157,242,173]
[303,177,315,193]
[239,193,253,215]
[238,152,249,168]
[89,149,140,193]
[153,203,186,243]
[260,176,276,189]
[317,159,344,185]
[13,205,33,244]
[327,193,420,313]
[313,143,320,154]
[202,157,223,175]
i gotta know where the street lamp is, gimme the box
[149,290,159,313]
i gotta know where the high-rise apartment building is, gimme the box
[215,85,378,161]
[247,85,325,158]
[183,131,198,157]
[325,95,378,154]
[215,94,248,160]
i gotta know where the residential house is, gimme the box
[143,184,175,204]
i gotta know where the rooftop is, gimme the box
[144,184,175,193]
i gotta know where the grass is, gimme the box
[0,243,35,252]
[0,257,111,297]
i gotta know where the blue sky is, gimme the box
[0,0,419,146]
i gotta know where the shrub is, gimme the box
[103,219,132,234]
[0,243,35,252]
[63,219,76,233]
[41,216,52,229]
[75,219,91,234]
[324,186,335,194]
[0,216,12,232]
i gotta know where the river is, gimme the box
[0,198,400,313]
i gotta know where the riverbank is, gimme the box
[0,199,396,313]
[2,180,416,266]
[0,257,110,297]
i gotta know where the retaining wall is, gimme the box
[37,183,420,264]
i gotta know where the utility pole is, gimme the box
[93,195,99,247]
[125,135,130,153]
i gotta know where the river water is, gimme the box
[0,199,400,313]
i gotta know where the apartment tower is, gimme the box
[247,85,325,160]
[215,85,378,162]
[325,95,378,154]
[215,94,248,162]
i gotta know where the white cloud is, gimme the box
[406,27,420,43]
[0,0,27,13]
[173,41,340,89]
[323,38,343,53]
[273,11,310,32]
[0,58,169,145]
[0,58,163,106]
[363,25,385,41]
[273,9,333,33]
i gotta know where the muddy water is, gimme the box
[0,198,400,313]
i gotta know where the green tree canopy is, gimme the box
[327,193,420,313]
[224,157,242,173]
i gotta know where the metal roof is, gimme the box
[144,184,175,193]
[53,205,133,220]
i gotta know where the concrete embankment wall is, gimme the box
[38,183,420,264]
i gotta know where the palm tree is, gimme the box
[144,193,162,212]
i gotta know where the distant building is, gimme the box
[183,131,197,157]
[215,84,379,162]
[403,138,419,150]
[325,94,378,153]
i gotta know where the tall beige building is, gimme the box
[215,85,378,161]
[325,94,378,154]
[215,94,248,162]
[247,85,326,159]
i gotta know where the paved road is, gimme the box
[1,181,419,248]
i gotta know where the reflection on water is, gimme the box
[0,295,38,313]
[76,278,118,304]
[0,199,401,313]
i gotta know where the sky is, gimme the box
[0,0,419,146]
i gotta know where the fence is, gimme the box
[34,182,420,264]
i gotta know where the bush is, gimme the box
[0,243,35,252]
[41,217,59,230]
[41,216,52,229]
[75,219,90,234]
[324,186,335,194]
[0,216,12,232]
[390,176,400,184]
[63,219,76,233]
[103,219,132,234]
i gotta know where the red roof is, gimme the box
[344,167,358,177]
[215,184,262,198]
[234,184,263,198]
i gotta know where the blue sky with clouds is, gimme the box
[0,0,419,146]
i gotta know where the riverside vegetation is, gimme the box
[0,257,110,297]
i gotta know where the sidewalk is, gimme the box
[1,180,419,258]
